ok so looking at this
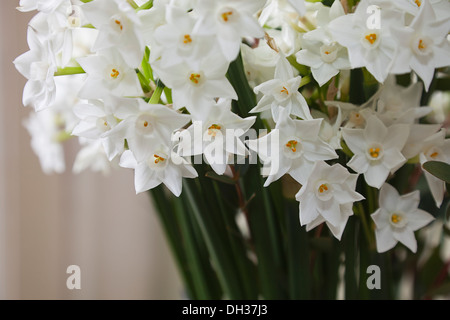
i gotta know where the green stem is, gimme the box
[356,202,374,250]
[127,0,139,9]
[136,0,153,11]
[54,66,85,76]
[149,82,164,104]
[183,180,244,299]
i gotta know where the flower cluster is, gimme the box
[14,0,450,253]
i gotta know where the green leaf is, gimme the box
[423,161,450,183]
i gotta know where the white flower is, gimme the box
[119,148,198,196]
[77,48,143,99]
[17,0,68,13]
[312,107,344,150]
[296,0,351,86]
[14,27,57,111]
[419,129,450,208]
[328,0,402,83]
[250,54,312,120]
[342,115,410,189]
[153,5,215,68]
[193,0,265,62]
[390,0,450,91]
[369,77,431,125]
[72,97,134,161]
[296,161,364,240]
[240,42,278,88]
[154,52,237,118]
[73,138,118,175]
[178,99,256,175]
[27,3,88,67]
[23,108,66,174]
[105,99,191,163]
[82,0,144,67]
[401,124,441,160]
[393,0,450,21]
[247,107,338,186]
[371,183,434,253]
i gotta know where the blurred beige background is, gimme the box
[0,2,183,299]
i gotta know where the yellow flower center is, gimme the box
[221,11,233,22]
[365,33,377,45]
[207,124,222,136]
[369,147,381,158]
[391,213,402,224]
[286,140,298,153]
[318,183,329,194]
[110,68,120,79]
[154,154,165,164]
[115,19,123,31]
[415,0,421,7]
[418,39,426,51]
[280,86,289,95]
[183,34,192,44]
[189,73,201,84]
[430,151,438,158]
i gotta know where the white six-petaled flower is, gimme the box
[296,161,365,240]
[342,115,410,189]
[371,183,435,253]
[247,107,337,186]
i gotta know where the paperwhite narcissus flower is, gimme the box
[153,6,215,68]
[401,123,442,160]
[77,48,143,99]
[296,0,351,86]
[154,52,237,118]
[193,0,265,62]
[82,0,144,67]
[419,129,450,207]
[23,108,66,174]
[240,41,278,88]
[329,0,402,83]
[393,0,450,21]
[17,0,68,13]
[14,27,57,111]
[178,99,256,175]
[72,97,133,161]
[342,115,410,189]
[251,54,312,120]
[369,77,431,125]
[371,183,435,253]
[73,137,118,175]
[296,161,364,240]
[390,0,450,91]
[105,99,191,163]
[247,107,338,186]
[119,149,198,196]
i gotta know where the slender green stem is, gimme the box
[54,66,85,76]
[356,202,374,250]
[149,82,164,104]
[183,180,244,299]
[136,0,153,11]
[299,75,311,88]
[127,0,139,9]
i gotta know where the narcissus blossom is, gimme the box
[296,161,364,240]
[119,148,198,196]
[14,27,57,111]
[342,115,410,189]
[247,108,337,186]
[390,0,450,91]
[371,183,434,253]
[178,99,256,175]
[251,54,312,120]
[193,0,265,62]
[419,129,450,207]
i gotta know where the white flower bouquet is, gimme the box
[14,0,450,299]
